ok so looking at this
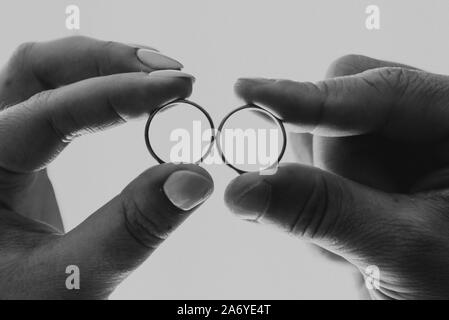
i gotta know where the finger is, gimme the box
[0,36,183,105]
[224,163,426,268]
[11,164,214,299]
[0,70,194,172]
[284,54,416,166]
[311,54,420,263]
[289,55,420,166]
[234,68,449,141]
[326,54,420,78]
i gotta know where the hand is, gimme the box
[225,55,449,299]
[0,36,213,299]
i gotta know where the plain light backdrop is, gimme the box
[0,0,447,299]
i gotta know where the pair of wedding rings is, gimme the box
[145,99,287,174]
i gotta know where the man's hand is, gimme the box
[0,36,213,299]
[225,55,449,299]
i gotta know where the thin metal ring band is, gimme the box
[216,104,287,175]
[145,99,216,165]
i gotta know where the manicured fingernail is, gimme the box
[231,180,272,219]
[149,70,196,83]
[163,171,213,211]
[137,49,183,69]
[128,43,159,52]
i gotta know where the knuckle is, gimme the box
[95,40,124,75]
[274,79,317,98]
[7,42,36,75]
[13,42,36,60]
[372,67,447,106]
[273,79,302,95]
[101,40,119,52]
[120,190,168,250]
[23,89,54,115]
[388,217,444,272]
[85,40,116,77]
[27,89,75,143]
[104,89,127,123]
[27,90,55,114]
[30,88,54,104]
[327,54,364,77]
[66,35,91,43]
[375,67,412,97]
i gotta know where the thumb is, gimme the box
[40,164,213,299]
[225,163,424,266]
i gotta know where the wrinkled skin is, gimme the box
[226,55,449,300]
[0,36,214,299]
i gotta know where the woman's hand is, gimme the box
[0,36,213,299]
[225,55,449,299]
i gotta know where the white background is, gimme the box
[0,0,447,299]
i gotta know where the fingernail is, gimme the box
[137,49,183,69]
[163,170,213,211]
[149,70,196,83]
[128,43,159,52]
[231,180,272,219]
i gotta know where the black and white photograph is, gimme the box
[0,0,448,306]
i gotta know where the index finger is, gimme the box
[235,67,449,142]
[0,70,195,172]
[326,54,421,78]
[0,36,183,104]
